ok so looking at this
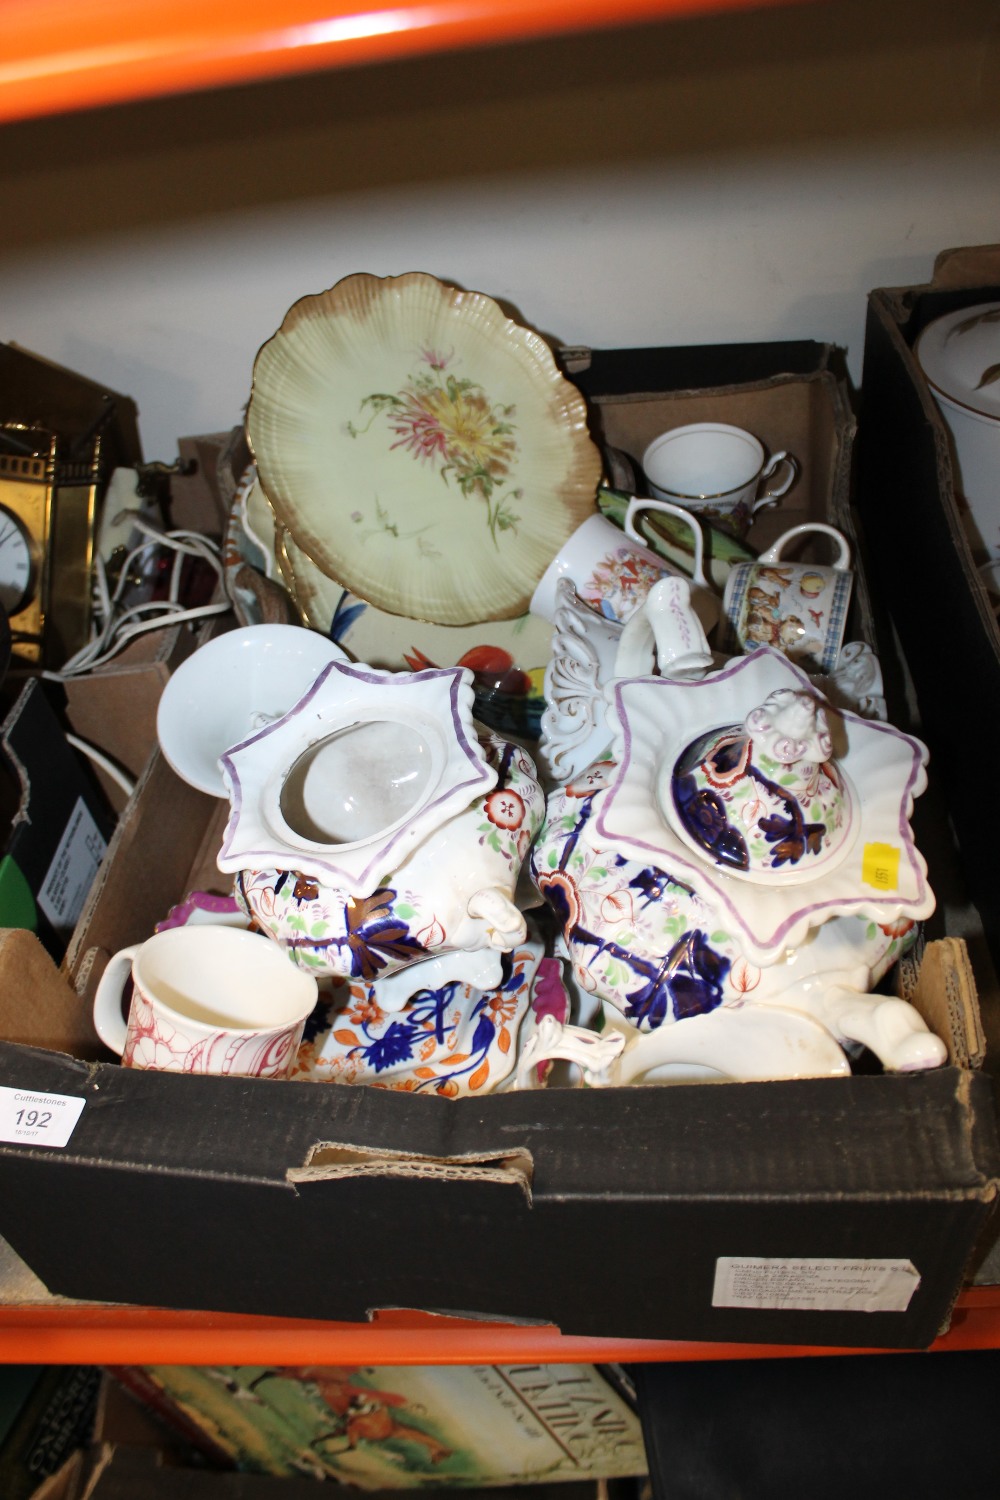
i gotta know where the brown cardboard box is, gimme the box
[856,246,1000,992]
[0,352,997,1351]
[579,356,866,622]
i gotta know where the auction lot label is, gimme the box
[0,1086,86,1147]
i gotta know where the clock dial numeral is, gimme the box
[0,506,38,617]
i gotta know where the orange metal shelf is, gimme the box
[0,0,803,124]
[1,1288,998,1366]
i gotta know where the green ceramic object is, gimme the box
[597,484,754,590]
[0,855,37,933]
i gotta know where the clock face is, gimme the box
[0,504,38,617]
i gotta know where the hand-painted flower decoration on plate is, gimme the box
[247,272,602,625]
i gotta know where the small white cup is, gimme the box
[642,423,798,541]
[530,505,709,626]
[92,925,319,1077]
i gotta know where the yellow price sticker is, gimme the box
[862,842,900,892]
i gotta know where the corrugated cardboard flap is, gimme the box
[289,1142,533,1200]
[0,927,102,1058]
[895,937,986,1069]
[932,243,1000,288]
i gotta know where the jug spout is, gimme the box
[613,574,715,681]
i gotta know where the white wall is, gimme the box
[2,0,999,458]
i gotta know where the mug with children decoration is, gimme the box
[719,523,853,674]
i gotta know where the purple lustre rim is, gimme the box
[217,659,496,892]
[592,648,933,961]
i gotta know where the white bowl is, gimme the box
[157,624,346,797]
[916,302,1000,559]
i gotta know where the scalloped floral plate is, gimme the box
[231,467,552,738]
[246,272,602,626]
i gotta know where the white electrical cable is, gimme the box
[42,512,231,682]
[64,733,137,800]
[238,471,278,581]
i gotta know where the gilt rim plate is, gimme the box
[246,272,602,626]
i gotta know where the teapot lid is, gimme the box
[669,685,855,882]
[591,648,934,965]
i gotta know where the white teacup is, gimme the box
[92,925,319,1077]
[642,422,798,541]
[530,504,710,627]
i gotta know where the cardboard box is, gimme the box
[0,351,997,1351]
[856,247,1000,986]
[0,680,119,954]
[571,340,864,600]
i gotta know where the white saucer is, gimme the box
[156,624,346,797]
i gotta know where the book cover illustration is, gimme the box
[107,1362,647,1487]
[0,1364,101,1500]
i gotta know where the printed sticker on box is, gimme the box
[713,1256,920,1313]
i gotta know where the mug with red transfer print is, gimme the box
[92,924,318,1076]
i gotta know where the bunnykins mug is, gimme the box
[530,502,711,628]
[720,522,854,674]
[642,422,799,541]
[92,924,319,1077]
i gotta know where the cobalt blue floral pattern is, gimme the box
[672,728,831,872]
[530,761,734,1031]
[289,943,543,1096]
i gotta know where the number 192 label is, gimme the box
[0,1085,86,1147]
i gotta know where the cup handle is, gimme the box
[753,450,799,509]
[92,945,139,1055]
[758,522,852,571]
[623,496,709,589]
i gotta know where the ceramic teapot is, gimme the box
[529,647,945,1075]
[218,659,545,984]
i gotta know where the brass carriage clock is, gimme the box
[0,342,141,673]
[0,423,101,669]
